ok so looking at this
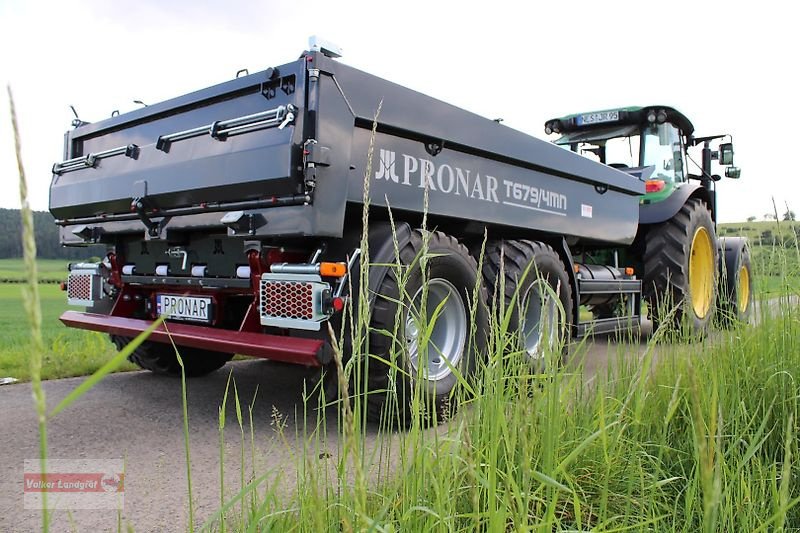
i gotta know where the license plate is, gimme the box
[156,294,212,323]
[576,110,619,126]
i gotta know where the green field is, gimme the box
[0,283,131,381]
[0,258,73,283]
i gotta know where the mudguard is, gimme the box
[639,182,713,224]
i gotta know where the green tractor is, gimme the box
[544,106,751,334]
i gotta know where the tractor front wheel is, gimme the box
[718,237,753,326]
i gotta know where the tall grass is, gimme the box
[208,283,798,531]
[9,87,168,531]
[9,83,50,532]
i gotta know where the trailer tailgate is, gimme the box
[50,62,306,221]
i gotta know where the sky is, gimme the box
[1,0,797,223]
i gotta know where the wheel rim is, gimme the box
[688,226,714,319]
[405,279,467,382]
[520,280,559,359]
[738,264,750,313]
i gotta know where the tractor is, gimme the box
[544,105,751,333]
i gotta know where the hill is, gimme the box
[718,220,800,247]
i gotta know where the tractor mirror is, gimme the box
[725,166,741,179]
[720,142,734,165]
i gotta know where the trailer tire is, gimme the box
[642,198,718,335]
[717,238,752,326]
[111,336,233,377]
[483,240,572,364]
[366,229,489,425]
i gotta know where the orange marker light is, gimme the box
[645,179,666,193]
[319,262,347,278]
[625,267,635,276]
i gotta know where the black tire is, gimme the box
[111,336,232,377]
[366,229,489,425]
[482,240,573,361]
[718,238,753,326]
[642,198,718,335]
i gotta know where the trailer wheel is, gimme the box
[110,336,233,377]
[483,240,572,363]
[642,198,718,334]
[718,238,752,326]
[366,230,489,425]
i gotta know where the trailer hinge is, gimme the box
[71,224,105,244]
[131,197,170,239]
[302,139,330,194]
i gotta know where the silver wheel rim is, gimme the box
[520,281,559,359]
[405,278,468,382]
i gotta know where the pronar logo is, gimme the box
[375,148,500,202]
[374,149,567,215]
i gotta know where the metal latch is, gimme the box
[165,247,189,270]
[278,105,297,130]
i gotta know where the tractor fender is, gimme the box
[718,236,749,272]
[719,236,748,256]
[638,182,713,225]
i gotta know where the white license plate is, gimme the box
[156,294,212,323]
[576,110,619,126]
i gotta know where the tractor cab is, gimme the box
[544,106,740,206]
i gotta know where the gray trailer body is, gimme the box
[51,51,643,247]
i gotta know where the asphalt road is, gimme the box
[1,322,654,532]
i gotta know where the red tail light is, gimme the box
[645,179,666,193]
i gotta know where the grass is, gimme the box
[0,258,74,283]
[196,275,798,532]
[0,274,126,381]
[718,220,800,296]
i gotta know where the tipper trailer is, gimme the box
[52,43,748,420]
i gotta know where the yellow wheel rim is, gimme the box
[689,227,714,318]
[738,264,750,313]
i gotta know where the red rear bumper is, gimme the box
[60,311,327,366]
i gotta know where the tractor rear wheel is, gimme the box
[111,336,233,377]
[642,198,718,335]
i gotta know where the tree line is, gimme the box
[0,208,105,259]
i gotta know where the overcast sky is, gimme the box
[1,0,797,222]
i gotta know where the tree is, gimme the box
[746,215,757,222]
[783,209,796,221]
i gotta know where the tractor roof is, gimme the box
[544,106,695,137]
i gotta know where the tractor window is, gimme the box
[564,136,640,168]
[643,124,685,182]
[604,136,640,168]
